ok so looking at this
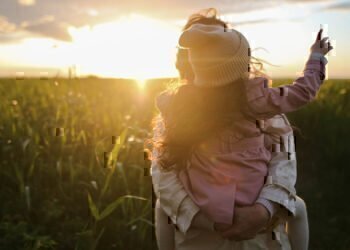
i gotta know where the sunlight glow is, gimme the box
[67,14,179,78]
[0,5,347,78]
[136,78,147,89]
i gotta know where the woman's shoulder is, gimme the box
[155,90,174,115]
[155,84,193,115]
[261,114,293,135]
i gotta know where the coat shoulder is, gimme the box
[155,90,174,115]
[261,114,293,135]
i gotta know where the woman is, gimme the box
[150,8,327,250]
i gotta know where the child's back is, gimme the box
[178,115,271,224]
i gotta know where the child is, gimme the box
[153,21,331,250]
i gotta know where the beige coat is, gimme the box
[151,114,297,250]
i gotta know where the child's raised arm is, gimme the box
[246,29,333,119]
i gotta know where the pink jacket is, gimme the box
[156,52,327,224]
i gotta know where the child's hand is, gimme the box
[310,28,333,55]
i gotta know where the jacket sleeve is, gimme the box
[246,52,328,119]
[256,114,297,216]
[151,115,215,234]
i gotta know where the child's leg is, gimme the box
[155,198,175,250]
[287,196,309,250]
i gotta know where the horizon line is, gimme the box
[0,76,349,81]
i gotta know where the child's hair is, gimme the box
[147,8,273,171]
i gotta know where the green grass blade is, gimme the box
[101,128,128,197]
[87,192,100,221]
[14,165,24,194]
[107,128,128,168]
[98,195,146,221]
[91,227,105,250]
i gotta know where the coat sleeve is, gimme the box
[257,114,297,216]
[151,115,214,233]
[246,52,328,119]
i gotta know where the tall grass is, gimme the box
[0,78,160,249]
[279,79,350,250]
[0,78,349,249]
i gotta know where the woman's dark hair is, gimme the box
[147,8,271,171]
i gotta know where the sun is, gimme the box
[67,14,179,79]
[136,78,147,89]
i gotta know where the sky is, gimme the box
[0,0,349,79]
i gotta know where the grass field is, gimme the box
[0,77,349,250]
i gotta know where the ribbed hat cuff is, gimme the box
[193,58,249,87]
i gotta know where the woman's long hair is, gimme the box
[147,8,273,171]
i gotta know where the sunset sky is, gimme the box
[0,0,349,79]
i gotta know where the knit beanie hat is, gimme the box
[178,23,251,87]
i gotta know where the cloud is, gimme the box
[18,0,36,6]
[20,15,72,41]
[0,0,336,42]
[230,18,277,26]
[23,22,72,42]
[0,14,72,42]
[286,0,329,1]
[0,16,27,43]
[0,32,28,43]
[0,16,17,33]
[323,1,350,11]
